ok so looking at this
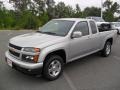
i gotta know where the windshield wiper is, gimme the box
[36,31,58,36]
[43,32,57,35]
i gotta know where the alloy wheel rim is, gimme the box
[48,60,61,77]
[106,44,111,55]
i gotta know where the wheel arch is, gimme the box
[106,38,113,45]
[43,49,67,64]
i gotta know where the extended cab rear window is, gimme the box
[90,21,97,34]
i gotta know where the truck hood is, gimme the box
[10,32,64,48]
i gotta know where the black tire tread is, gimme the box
[101,41,111,57]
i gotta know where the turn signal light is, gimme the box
[33,55,39,63]
[34,48,40,52]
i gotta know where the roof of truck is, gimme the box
[54,18,90,22]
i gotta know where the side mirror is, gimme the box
[72,31,82,38]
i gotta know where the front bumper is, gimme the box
[5,51,43,70]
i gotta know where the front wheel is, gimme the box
[42,55,64,81]
[101,41,112,57]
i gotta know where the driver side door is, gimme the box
[68,21,92,61]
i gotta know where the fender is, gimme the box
[38,41,69,63]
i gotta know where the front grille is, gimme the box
[8,43,35,63]
[9,49,20,57]
[9,43,22,50]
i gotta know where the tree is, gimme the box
[0,1,4,9]
[103,0,120,21]
[8,0,48,29]
[54,2,66,18]
[64,5,75,18]
[32,0,46,16]
[74,4,82,18]
[46,0,55,19]
[54,2,75,18]
[1,0,119,30]
[0,2,15,29]
[83,7,101,17]
[14,11,39,29]
[9,0,31,11]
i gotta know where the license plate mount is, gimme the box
[7,58,12,67]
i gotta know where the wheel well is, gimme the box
[44,50,66,64]
[106,38,113,45]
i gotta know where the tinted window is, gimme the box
[90,21,97,34]
[73,21,89,36]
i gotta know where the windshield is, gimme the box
[38,20,75,36]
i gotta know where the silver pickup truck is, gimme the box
[5,18,118,80]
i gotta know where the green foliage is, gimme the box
[39,13,49,25]
[103,11,114,22]
[74,4,82,18]
[54,2,76,18]
[9,0,31,11]
[0,9,15,29]
[54,2,68,18]
[103,0,120,22]
[0,0,120,30]
[83,7,101,17]
[15,11,40,29]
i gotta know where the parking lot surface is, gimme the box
[0,30,120,90]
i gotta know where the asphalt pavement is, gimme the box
[0,30,120,90]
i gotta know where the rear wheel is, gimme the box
[101,41,111,57]
[42,55,64,81]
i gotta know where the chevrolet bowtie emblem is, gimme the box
[10,47,16,52]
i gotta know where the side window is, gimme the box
[73,21,89,36]
[90,21,97,34]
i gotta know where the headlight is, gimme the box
[22,54,39,63]
[23,47,40,53]
[22,47,40,63]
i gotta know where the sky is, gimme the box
[1,0,120,11]
[55,0,102,10]
[55,0,120,10]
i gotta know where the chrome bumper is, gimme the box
[5,51,43,70]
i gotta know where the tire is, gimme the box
[42,55,64,81]
[101,41,112,57]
